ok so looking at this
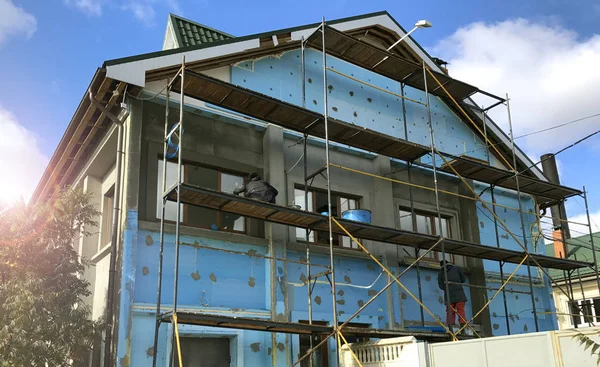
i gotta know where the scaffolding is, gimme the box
[151,19,600,367]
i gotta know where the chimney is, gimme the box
[432,57,449,75]
[540,153,570,258]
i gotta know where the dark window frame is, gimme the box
[102,186,115,247]
[294,185,361,250]
[398,206,454,263]
[157,157,248,234]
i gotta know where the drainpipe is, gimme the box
[88,89,128,367]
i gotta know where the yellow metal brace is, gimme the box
[338,330,364,367]
[172,313,183,367]
[454,255,528,335]
[331,217,458,341]
[425,67,515,171]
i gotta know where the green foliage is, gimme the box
[574,332,600,365]
[0,188,100,366]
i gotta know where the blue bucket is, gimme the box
[407,325,447,333]
[342,209,372,224]
[321,211,329,216]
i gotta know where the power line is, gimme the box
[520,128,600,176]
[458,112,600,157]
[126,84,168,101]
[574,198,600,232]
[516,113,600,139]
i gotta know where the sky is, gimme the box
[0,0,599,238]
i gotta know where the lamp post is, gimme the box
[373,20,432,69]
[387,20,432,51]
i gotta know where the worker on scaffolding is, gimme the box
[438,260,467,333]
[233,173,279,204]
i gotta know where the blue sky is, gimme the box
[1,0,599,236]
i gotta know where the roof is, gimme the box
[169,14,234,48]
[101,11,546,179]
[105,11,391,67]
[546,232,600,280]
[33,11,557,203]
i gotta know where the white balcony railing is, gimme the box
[340,336,427,367]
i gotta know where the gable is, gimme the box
[35,11,563,204]
[104,12,543,177]
[231,48,493,164]
[168,14,234,48]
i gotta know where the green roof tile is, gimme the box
[170,14,234,48]
[545,231,600,280]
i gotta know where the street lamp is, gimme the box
[387,20,433,51]
[372,20,432,69]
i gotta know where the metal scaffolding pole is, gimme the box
[170,57,186,367]
[400,80,424,327]
[321,19,340,365]
[505,93,539,332]
[152,78,171,367]
[584,187,600,292]
[490,187,511,335]
[481,107,511,335]
[422,60,452,332]
[291,238,447,367]
[407,163,425,327]
[567,269,579,328]
[301,35,316,367]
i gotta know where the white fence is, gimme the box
[341,327,600,367]
[341,336,427,367]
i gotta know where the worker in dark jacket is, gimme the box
[438,260,468,331]
[233,173,278,204]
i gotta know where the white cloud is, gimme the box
[568,210,600,238]
[0,106,48,209]
[65,0,181,24]
[64,0,103,16]
[0,0,36,45]
[122,1,156,25]
[432,19,600,156]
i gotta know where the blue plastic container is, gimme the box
[321,211,329,216]
[407,325,447,333]
[342,209,372,224]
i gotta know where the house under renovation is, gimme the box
[31,11,599,367]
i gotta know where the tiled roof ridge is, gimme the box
[169,13,234,48]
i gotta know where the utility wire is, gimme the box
[574,198,600,232]
[457,112,600,158]
[516,113,600,139]
[520,128,600,175]
[126,84,169,101]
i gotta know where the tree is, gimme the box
[575,332,600,365]
[0,188,99,366]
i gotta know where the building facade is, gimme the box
[32,12,580,367]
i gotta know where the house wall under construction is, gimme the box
[113,48,557,365]
[34,12,591,367]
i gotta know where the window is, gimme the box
[569,298,600,327]
[175,337,231,366]
[299,321,328,367]
[101,187,114,247]
[398,207,452,262]
[294,188,359,249]
[156,159,246,232]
